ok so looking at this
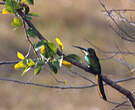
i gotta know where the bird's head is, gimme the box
[86,48,96,55]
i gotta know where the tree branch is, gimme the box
[16,9,135,108]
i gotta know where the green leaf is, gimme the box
[64,54,82,63]
[36,59,45,67]
[24,6,30,15]
[29,12,39,17]
[33,40,46,51]
[47,42,57,54]
[11,17,22,27]
[24,15,32,20]
[27,0,34,5]
[42,42,57,59]
[27,28,38,37]
[27,58,35,67]
[21,66,31,76]
[34,66,41,75]
[48,62,58,74]
[5,0,19,13]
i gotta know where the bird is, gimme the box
[73,45,107,101]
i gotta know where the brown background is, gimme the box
[0,0,135,110]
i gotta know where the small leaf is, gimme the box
[27,58,35,67]
[29,12,39,17]
[11,17,22,27]
[62,60,72,68]
[21,66,31,76]
[44,42,57,58]
[34,66,41,75]
[27,0,34,5]
[48,42,57,54]
[2,8,10,14]
[64,54,81,63]
[17,51,25,60]
[27,28,38,37]
[48,62,58,74]
[56,38,63,51]
[14,61,26,69]
[24,6,30,15]
[5,0,19,13]
[24,15,32,20]
[36,59,45,68]
[33,40,46,51]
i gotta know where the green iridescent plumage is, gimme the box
[73,46,107,101]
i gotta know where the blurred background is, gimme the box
[0,0,135,110]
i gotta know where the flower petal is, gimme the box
[17,51,25,60]
[62,60,72,68]
[14,61,26,69]
[56,38,63,51]
[41,45,45,54]
[2,8,10,14]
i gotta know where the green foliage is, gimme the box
[27,0,34,5]
[34,66,41,75]
[48,62,58,74]
[2,0,38,28]
[11,17,22,28]
[28,12,39,17]
[64,54,82,63]
[33,40,45,51]
[5,0,19,13]
[21,66,31,76]
[27,28,38,37]
[3,0,80,76]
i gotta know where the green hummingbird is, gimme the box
[73,45,107,101]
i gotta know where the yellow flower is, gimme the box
[41,45,45,54]
[17,51,25,60]
[56,38,63,51]
[14,61,26,69]
[63,80,67,85]
[62,60,72,68]
[2,8,10,14]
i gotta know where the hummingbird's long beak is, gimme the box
[72,45,87,55]
[72,45,87,51]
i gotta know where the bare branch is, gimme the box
[0,76,135,89]
[111,100,128,110]
[98,0,135,42]
[103,9,135,12]
[68,69,96,84]
[22,20,40,58]
[0,61,18,65]
[0,77,97,89]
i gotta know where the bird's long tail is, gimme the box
[96,74,107,101]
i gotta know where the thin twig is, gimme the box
[0,76,134,89]
[0,61,18,65]
[22,20,40,58]
[103,9,135,12]
[68,69,95,84]
[0,78,96,89]
[111,100,128,110]
[99,0,135,42]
